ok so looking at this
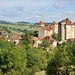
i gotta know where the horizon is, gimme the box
[0,0,75,23]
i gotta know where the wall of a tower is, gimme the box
[66,25,75,39]
[38,27,45,39]
[60,22,66,40]
[44,30,53,37]
[53,24,58,34]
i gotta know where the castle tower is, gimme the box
[61,21,66,40]
[38,21,44,27]
[59,18,75,40]
[50,21,58,34]
[38,21,45,39]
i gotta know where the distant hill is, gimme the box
[0,20,30,26]
[0,20,13,24]
[17,21,30,24]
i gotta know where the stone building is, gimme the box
[38,21,53,39]
[50,21,58,34]
[58,18,75,40]
[9,35,21,45]
[38,18,75,41]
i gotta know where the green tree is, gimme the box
[52,33,61,41]
[46,45,74,75]
[40,40,50,49]
[21,32,32,45]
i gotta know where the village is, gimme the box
[0,18,75,51]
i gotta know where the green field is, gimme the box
[0,24,29,30]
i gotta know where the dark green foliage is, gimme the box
[45,24,48,26]
[52,33,61,41]
[21,32,32,45]
[40,40,50,49]
[46,42,75,75]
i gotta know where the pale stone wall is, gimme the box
[51,41,57,47]
[60,22,66,40]
[34,40,42,47]
[61,25,65,40]
[38,27,45,39]
[44,30,53,37]
[60,21,75,40]
[66,25,75,39]
[14,40,20,45]
[53,24,58,34]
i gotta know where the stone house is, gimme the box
[38,21,53,39]
[32,37,42,47]
[43,36,57,47]
[38,18,75,41]
[9,35,21,45]
[58,18,75,40]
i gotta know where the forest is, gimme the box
[0,32,75,75]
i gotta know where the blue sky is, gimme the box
[0,0,75,23]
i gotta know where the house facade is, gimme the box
[9,35,21,45]
[38,21,53,39]
[32,37,42,47]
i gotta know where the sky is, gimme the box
[0,0,75,23]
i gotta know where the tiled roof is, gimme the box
[38,21,44,25]
[50,21,58,25]
[65,18,74,25]
[32,37,41,41]
[43,36,55,44]
[43,26,52,31]
[69,38,75,41]
[11,35,20,40]
[0,30,4,33]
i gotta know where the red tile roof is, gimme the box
[11,35,20,40]
[69,38,75,41]
[50,21,58,25]
[43,36,55,44]
[65,18,74,25]
[38,21,44,25]
[0,30,4,33]
[43,26,52,31]
[32,37,41,41]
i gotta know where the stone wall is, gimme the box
[53,24,58,34]
[38,27,44,39]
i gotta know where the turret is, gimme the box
[38,21,44,27]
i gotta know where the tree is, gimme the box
[21,32,32,45]
[45,24,48,26]
[40,40,50,49]
[46,45,75,75]
[52,33,61,41]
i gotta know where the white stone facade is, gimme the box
[38,18,75,41]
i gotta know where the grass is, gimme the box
[0,24,29,30]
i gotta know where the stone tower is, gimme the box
[38,21,53,39]
[59,18,75,40]
[38,21,45,39]
[50,21,58,34]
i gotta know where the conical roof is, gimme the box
[38,21,44,25]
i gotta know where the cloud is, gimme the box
[15,6,24,11]
[0,10,22,17]
[32,16,43,19]
[50,15,56,18]
[63,11,75,15]
[53,3,64,9]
